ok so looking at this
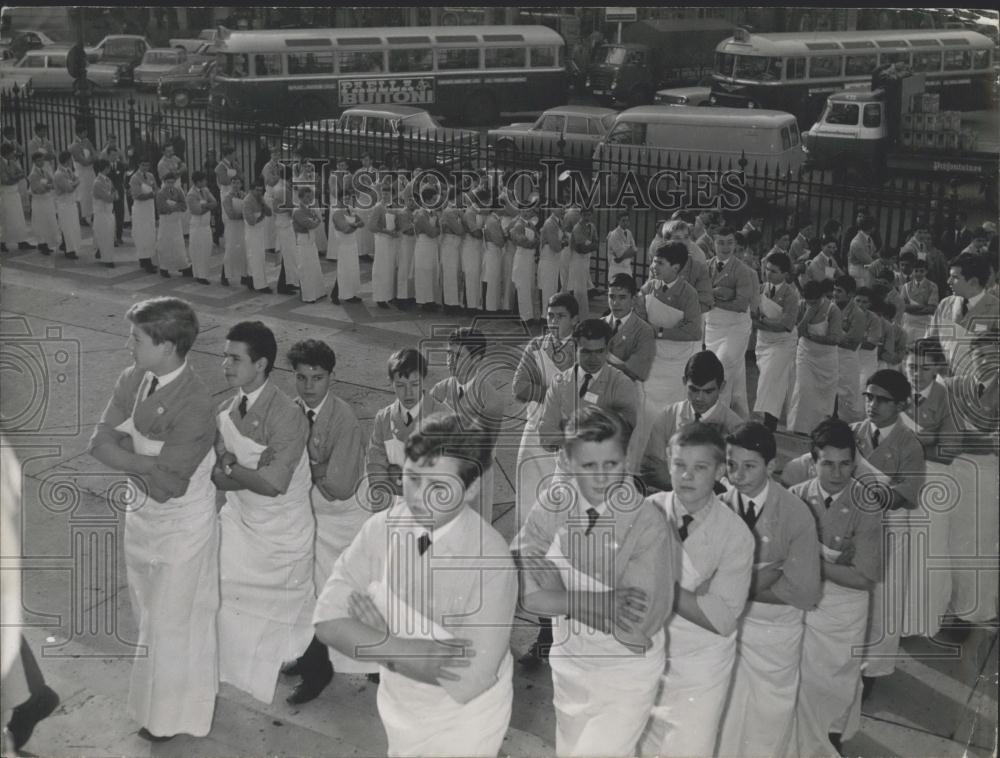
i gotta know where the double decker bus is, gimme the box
[208,24,566,125]
[708,28,995,124]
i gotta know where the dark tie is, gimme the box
[872,428,880,448]
[585,507,600,536]
[768,285,776,298]
[679,514,694,541]
[914,394,924,408]
[694,411,702,422]
[146,376,159,399]
[417,532,432,556]
[611,318,622,336]
[717,260,725,273]
[238,395,248,418]
[739,495,759,529]
[960,298,969,317]
[306,409,315,427]
[405,411,413,426]
[579,372,593,399]
[824,495,833,510]
[458,386,465,400]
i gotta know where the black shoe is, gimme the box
[330,283,340,304]
[195,278,211,285]
[7,685,60,751]
[64,251,79,260]
[286,664,333,705]
[18,241,34,250]
[280,658,304,677]
[180,266,193,278]
[276,286,298,295]
[220,275,230,287]
[104,262,116,268]
[79,218,91,228]
[861,675,875,702]
[828,732,843,756]
[366,672,380,684]
[95,249,101,259]
[376,301,390,309]
[254,286,274,294]
[139,259,155,272]
[344,296,362,303]
[137,727,175,743]
[240,276,251,286]
[159,269,171,278]
[38,244,52,256]
[59,242,66,252]
[115,238,124,245]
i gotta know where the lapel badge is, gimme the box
[156,406,165,415]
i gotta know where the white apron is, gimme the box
[538,243,560,313]
[512,227,537,322]
[263,185,277,250]
[131,196,157,263]
[787,312,838,434]
[753,324,798,418]
[55,191,84,254]
[74,159,95,218]
[396,232,415,300]
[717,600,804,758]
[1,183,29,243]
[482,241,503,311]
[836,347,863,422]
[793,580,869,757]
[354,202,375,259]
[30,191,60,249]
[848,263,870,289]
[334,217,361,300]
[296,230,326,302]
[548,533,664,757]
[372,225,398,303]
[515,346,560,516]
[704,308,752,417]
[558,242,573,292]
[189,211,213,279]
[371,562,513,757]
[460,227,482,310]
[115,392,218,737]
[217,408,316,703]
[440,232,463,306]
[901,456,951,637]
[645,291,698,410]
[275,212,300,285]
[244,218,269,290]
[223,198,246,280]
[156,211,189,272]
[93,195,117,261]
[326,204,339,261]
[414,228,439,304]
[641,494,737,758]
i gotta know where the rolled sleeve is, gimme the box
[89,368,138,453]
[695,522,753,637]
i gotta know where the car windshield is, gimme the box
[714,52,736,77]
[146,52,178,64]
[600,46,627,65]
[400,112,437,130]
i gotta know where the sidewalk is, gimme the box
[1,244,996,757]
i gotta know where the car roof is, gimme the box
[99,35,148,42]
[343,106,430,118]
[543,105,617,117]
[618,105,796,127]
[145,47,184,54]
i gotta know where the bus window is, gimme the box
[809,56,842,78]
[786,57,806,80]
[735,55,782,80]
[943,50,971,71]
[825,102,859,125]
[436,48,479,70]
[485,47,526,68]
[879,51,910,67]
[606,121,646,146]
[912,51,942,72]
[254,53,282,76]
[845,54,877,76]
[220,53,249,77]
[714,52,735,77]
[340,51,384,74]
[863,103,882,128]
[389,48,432,73]
[530,46,556,67]
[972,49,990,69]
[288,52,334,75]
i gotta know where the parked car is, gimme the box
[85,34,150,83]
[0,46,120,92]
[134,47,188,91]
[653,85,712,106]
[5,29,60,60]
[487,105,617,169]
[283,105,479,171]
[158,58,215,108]
[168,38,207,53]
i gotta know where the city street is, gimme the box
[1,231,996,757]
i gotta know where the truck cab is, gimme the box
[586,43,653,107]
[801,87,888,180]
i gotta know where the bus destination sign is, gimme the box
[339,78,435,106]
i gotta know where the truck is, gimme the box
[584,18,732,107]
[801,72,998,204]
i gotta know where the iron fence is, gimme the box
[2,89,970,288]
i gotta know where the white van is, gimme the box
[593,105,805,176]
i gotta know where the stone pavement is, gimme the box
[0,235,996,757]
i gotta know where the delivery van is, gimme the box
[593,105,805,177]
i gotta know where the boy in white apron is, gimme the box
[280,340,372,704]
[291,186,326,303]
[704,226,756,418]
[129,158,158,273]
[568,208,598,318]
[634,242,704,412]
[606,212,638,282]
[834,275,867,422]
[27,151,59,256]
[88,297,219,741]
[366,348,453,506]
[221,177,247,287]
[789,419,883,757]
[640,423,754,758]
[753,251,800,432]
[0,144,32,253]
[429,327,507,523]
[514,406,677,757]
[439,191,465,316]
[314,412,517,758]
[603,274,656,471]
[926,253,1000,375]
[716,422,822,758]
[53,151,83,260]
[481,207,506,313]
[900,259,939,345]
[186,171,217,284]
[68,124,96,227]
[641,350,744,493]
[154,173,190,278]
[370,183,399,309]
[511,293,579,668]
[460,196,484,311]
[851,369,925,701]
[413,194,441,311]
[510,209,538,323]
[212,321,315,704]
[537,207,564,315]
[242,182,273,293]
[787,281,844,434]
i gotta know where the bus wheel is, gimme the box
[464,92,498,126]
[171,90,191,108]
